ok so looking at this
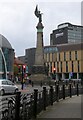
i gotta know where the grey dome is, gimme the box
[0,34,12,49]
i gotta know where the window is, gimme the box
[59,53,60,61]
[75,51,77,60]
[61,62,62,72]
[54,62,55,68]
[57,62,59,72]
[7,80,13,85]
[72,61,73,72]
[66,61,68,72]
[2,81,7,85]
[70,51,71,60]
[50,62,52,73]
[64,52,66,61]
[78,61,80,72]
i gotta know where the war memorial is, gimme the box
[30,5,48,82]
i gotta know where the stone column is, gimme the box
[30,23,48,81]
[35,22,44,66]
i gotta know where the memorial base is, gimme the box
[30,65,48,81]
[30,74,47,81]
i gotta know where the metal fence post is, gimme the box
[15,92,21,120]
[40,81,42,87]
[77,83,79,96]
[69,83,72,98]
[74,80,75,86]
[63,84,65,99]
[32,81,34,87]
[43,87,46,110]
[66,80,68,86]
[56,84,59,102]
[54,81,56,86]
[33,89,38,119]
[49,81,51,86]
[50,86,53,105]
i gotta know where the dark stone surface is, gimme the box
[32,65,46,74]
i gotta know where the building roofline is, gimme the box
[44,42,83,52]
[58,22,83,28]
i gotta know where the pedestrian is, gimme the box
[23,79,26,89]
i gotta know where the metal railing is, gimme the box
[0,82,83,120]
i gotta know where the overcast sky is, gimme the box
[0,0,82,56]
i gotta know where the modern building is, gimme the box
[20,42,83,80]
[18,22,83,80]
[18,48,36,74]
[44,43,83,80]
[50,22,83,45]
[0,34,14,79]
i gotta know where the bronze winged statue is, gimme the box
[34,5,42,23]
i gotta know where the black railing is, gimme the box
[0,82,83,120]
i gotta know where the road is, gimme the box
[17,84,50,94]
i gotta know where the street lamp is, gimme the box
[56,47,59,80]
[0,47,7,79]
[21,65,26,90]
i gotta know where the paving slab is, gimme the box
[37,95,82,119]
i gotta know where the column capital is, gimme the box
[36,22,44,30]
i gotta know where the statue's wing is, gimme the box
[34,5,39,17]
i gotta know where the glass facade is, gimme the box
[0,52,2,72]
[0,47,14,79]
[68,27,83,43]
[0,34,14,79]
[3,48,14,72]
[44,47,58,53]
[50,22,83,45]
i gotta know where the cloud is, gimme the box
[0,1,36,55]
[0,0,81,56]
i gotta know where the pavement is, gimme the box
[16,83,82,119]
[37,95,82,119]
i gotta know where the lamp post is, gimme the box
[21,65,26,90]
[0,47,7,79]
[56,47,59,80]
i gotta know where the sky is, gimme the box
[0,0,82,56]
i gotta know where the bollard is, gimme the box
[40,81,42,87]
[56,84,59,102]
[50,86,53,105]
[81,80,83,86]
[32,81,34,87]
[33,89,38,119]
[63,84,65,99]
[69,83,72,98]
[74,80,75,86]
[43,87,47,110]
[15,92,21,120]
[77,83,79,96]
[54,81,56,86]
[49,81,51,86]
[66,80,67,86]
